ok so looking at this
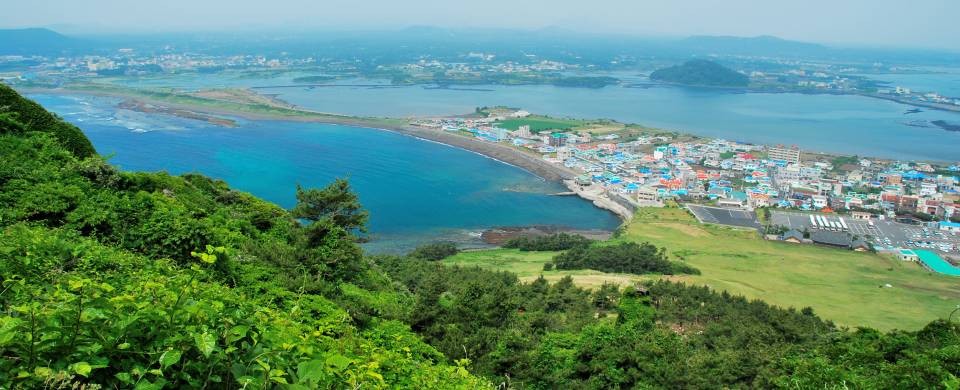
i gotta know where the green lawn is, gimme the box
[445,207,960,331]
[494,116,584,132]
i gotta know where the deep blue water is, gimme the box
[31,94,621,253]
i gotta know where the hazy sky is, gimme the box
[3,0,958,50]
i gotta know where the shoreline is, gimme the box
[21,87,581,183]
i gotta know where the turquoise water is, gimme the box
[31,94,621,253]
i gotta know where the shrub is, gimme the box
[409,242,459,261]
[503,233,593,251]
[551,242,699,275]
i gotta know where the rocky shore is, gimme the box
[563,180,635,221]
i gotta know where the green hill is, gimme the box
[650,59,749,87]
[1,83,96,157]
[0,28,75,55]
[0,88,487,389]
[1,87,959,389]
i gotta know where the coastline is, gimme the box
[21,87,581,183]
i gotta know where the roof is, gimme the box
[851,239,870,249]
[941,221,960,228]
[810,231,852,247]
[782,230,804,241]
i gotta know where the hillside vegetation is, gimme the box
[0,87,487,389]
[0,84,95,157]
[650,59,749,87]
[2,87,960,389]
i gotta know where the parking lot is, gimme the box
[687,205,761,230]
[770,211,960,256]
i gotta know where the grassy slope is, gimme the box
[446,207,960,331]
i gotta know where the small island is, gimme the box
[650,59,749,87]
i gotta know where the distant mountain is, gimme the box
[677,35,829,57]
[0,28,75,55]
[650,59,749,87]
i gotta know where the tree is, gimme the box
[409,242,459,261]
[292,179,368,237]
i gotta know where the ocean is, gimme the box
[29,93,622,253]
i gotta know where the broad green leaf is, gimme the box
[71,361,92,377]
[325,354,352,372]
[0,316,22,347]
[296,360,325,384]
[34,367,52,378]
[115,372,133,384]
[194,332,216,358]
[159,350,182,369]
[226,325,249,344]
[135,378,168,390]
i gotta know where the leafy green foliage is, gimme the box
[503,233,593,251]
[0,83,96,157]
[650,59,749,87]
[551,242,700,275]
[0,88,490,389]
[408,242,460,261]
[375,256,618,384]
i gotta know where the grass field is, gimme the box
[445,207,960,331]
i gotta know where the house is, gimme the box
[940,221,960,233]
[810,231,852,248]
[781,230,804,243]
[850,239,871,252]
[898,249,919,262]
[811,195,828,209]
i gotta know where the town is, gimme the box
[413,108,960,272]
[3,46,960,110]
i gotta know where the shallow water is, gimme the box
[31,94,622,253]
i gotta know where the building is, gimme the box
[851,239,871,252]
[850,211,872,220]
[811,195,828,209]
[898,249,919,261]
[549,133,568,147]
[810,231,852,248]
[781,230,804,243]
[516,125,532,138]
[768,146,801,165]
[940,221,960,233]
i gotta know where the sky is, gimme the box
[3,0,959,50]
